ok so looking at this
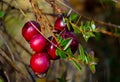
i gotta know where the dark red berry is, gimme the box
[54,15,67,32]
[30,34,47,52]
[30,21,40,28]
[22,21,40,42]
[30,53,50,74]
[47,36,59,60]
[61,30,78,53]
[46,36,59,60]
[47,45,58,60]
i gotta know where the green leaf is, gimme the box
[67,21,71,31]
[0,11,5,18]
[80,21,96,42]
[71,59,82,72]
[82,32,95,42]
[79,45,85,58]
[89,64,96,73]
[66,47,74,57]
[83,22,90,30]
[79,45,85,56]
[78,45,86,62]
[78,45,96,73]
[86,54,92,63]
[57,35,72,51]
[57,36,64,44]
[62,17,66,24]
[58,36,72,48]
[69,14,78,21]
[71,24,81,33]
[56,48,67,58]
[61,38,71,46]
[63,39,72,50]
[66,20,72,31]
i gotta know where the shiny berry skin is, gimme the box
[46,36,59,60]
[30,34,47,52]
[61,31,78,53]
[30,53,50,74]
[22,21,40,42]
[54,15,67,32]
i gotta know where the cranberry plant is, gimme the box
[1,0,120,82]
[55,13,96,73]
[22,11,97,78]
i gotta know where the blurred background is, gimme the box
[0,0,120,82]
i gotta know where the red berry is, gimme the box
[30,53,50,74]
[54,15,67,32]
[46,36,59,60]
[22,21,40,42]
[61,31,78,53]
[30,34,47,52]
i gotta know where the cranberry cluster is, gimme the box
[22,15,78,76]
[54,14,78,54]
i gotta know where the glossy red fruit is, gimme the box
[54,15,67,32]
[30,53,50,74]
[46,36,59,60]
[61,30,78,53]
[30,34,47,52]
[22,21,40,42]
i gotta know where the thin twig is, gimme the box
[0,30,32,55]
[29,0,59,46]
[29,0,46,34]
[97,28,120,38]
[4,71,10,82]
[0,33,15,62]
[0,48,31,81]
[53,0,120,29]
[1,0,58,17]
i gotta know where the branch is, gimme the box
[97,28,120,38]
[0,30,32,55]
[0,48,27,78]
[55,0,120,29]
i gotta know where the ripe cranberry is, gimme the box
[30,34,47,52]
[54,15,67,32]
[46,36,59,60]
[30,53,50,74]
[22,21,40,42]
[61,31,78,53]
